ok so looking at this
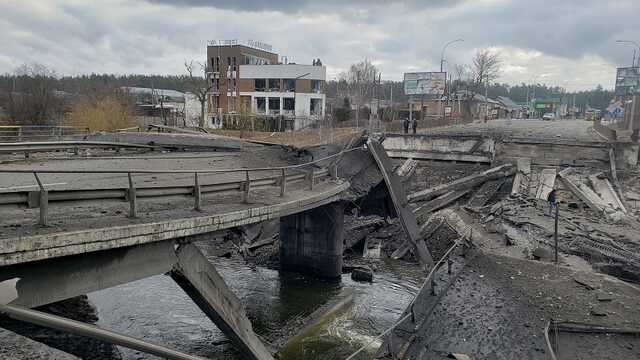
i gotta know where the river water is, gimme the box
[87,248,423,360]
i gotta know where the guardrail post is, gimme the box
[128,172,137,218]
[308,168,315,190]
[243,170,250,203]
[33,172,47,226]
[280,168,286,197]
[194,172,202,211]
[330,163,338,181]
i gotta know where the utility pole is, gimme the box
[554,205,559,265]
[484,74,489,122]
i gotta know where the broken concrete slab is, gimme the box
[589,174,627,212]
[395,158,418,179]
[535,168,557,200]
[367,139,434,268]
[408,164,515,203]
[171,243,274,360]
[468,178,506,208]
[415,189,471,221]
[85,131,243,151]
[511,158,531,196]
[363,237,382,259]
[558,168,606,212]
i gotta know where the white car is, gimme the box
[542,113,556,121]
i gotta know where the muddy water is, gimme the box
[87,253,423,360]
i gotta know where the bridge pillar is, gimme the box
[279,202,344,278]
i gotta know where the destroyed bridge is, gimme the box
[0,120,638,360]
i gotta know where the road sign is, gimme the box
[615,67,640,96]
[403,72,446,96]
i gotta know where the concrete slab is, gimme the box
[85,132,242,151]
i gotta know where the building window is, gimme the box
[311,80,321,93]
[256,97,266,113]
[283,98,295,114]
[268,79,280,91]
[310,98,322,116]
[255,79,266,92]
[283,79,295,92]
[269,98,280,115]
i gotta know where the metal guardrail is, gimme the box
[0,141,154,156]
[0,149,360,225]
[0,126,90,143]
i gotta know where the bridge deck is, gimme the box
[0,179,348,266]
[0,146,349,266]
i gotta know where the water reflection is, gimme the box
[88,254,423,359]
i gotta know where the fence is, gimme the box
[0,126,89,143]
[0,149,360,226]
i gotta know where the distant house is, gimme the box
[121,87,205,128]
[454,90,503,119]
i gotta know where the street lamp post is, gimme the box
[440,39,464,121]
[440,39,464,72]
[616,40,640,67]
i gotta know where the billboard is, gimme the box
[403,72,446,96]
[615,67,640,96]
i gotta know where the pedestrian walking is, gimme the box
[547,188,557,216]
[411,119,417,134]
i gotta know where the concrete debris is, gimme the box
[467,178,506,208]
[415,189,471,221]
[395,158,418,180]
[448,354,472,360]
[368,139,434,268]
[344,215,387,250]
[588,174,627,212]
[351,267,374,282]
[511,157,531,195]
[408,164,515,203]
[534,168,556,200]
[362,237,382,259]
[0,278,19,305]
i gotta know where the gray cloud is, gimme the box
[0,0,638,90]
[145,0,457,13]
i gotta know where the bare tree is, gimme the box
[7,63,63,125]
[471,49,502,91]
[184,60,213,128]
[339,59,379,125]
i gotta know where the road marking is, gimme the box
[0,182,67,191]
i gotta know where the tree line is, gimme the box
[0,59,615,126]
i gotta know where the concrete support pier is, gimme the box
[279,202,344,278]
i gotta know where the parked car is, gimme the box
[542,112,555,121]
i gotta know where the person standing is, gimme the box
[547,188,557,216]
[412,118,417,134]
[403,118,409,134]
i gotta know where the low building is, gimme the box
[122,87,204,127]
[206,40,326,130]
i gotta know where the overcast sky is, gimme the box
[1,0,638,90]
